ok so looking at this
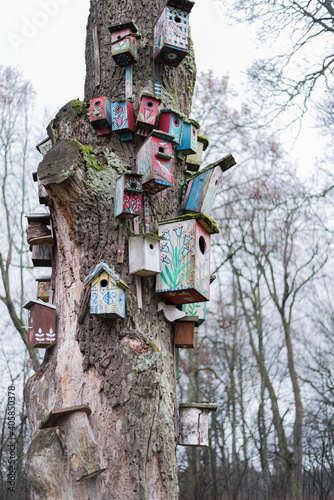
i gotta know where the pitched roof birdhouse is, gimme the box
[185,136,210,172]
[26,213,54,246]
[154,0,195,67]
[176,118,199,155]
[36,276,51,303]
[89,96,112,135]
[114,172,142,219]
[156,214,219,304]
[84,261,129,319]
[174,316,198,348]
[110,100,135,141]
[31,244,53,267]
[128,234,164,277]
[108,21,140,67]
[182,301,206,325]
[23,299,56,349]
[136,93,161,132]
[136,130,174,194]
[36,137,53,156]
[158,109,184,144]
[178,402,218,447]
[181,154,236,217]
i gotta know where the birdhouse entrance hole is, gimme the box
[100,279,108,288]
[199,236,206,255]
[147,101,153,107]
[174,118,179,126]
[175,16,181,23]
[130,182,137,189]
[149,243,154,250]
[159,146,165,153]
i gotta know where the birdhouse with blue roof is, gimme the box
[90,97,112,135]
[108,21,141,67]
[176,118,199,155]
[84,261,129,319]
[136,130,174,194]
[136,93,161,132]
[114,172,142,219]
[154,0,195,67]
[156,213,219,304]
[158,109,184,144]
[110,100,135,141]
[181,154,236,217]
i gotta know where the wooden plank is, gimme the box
[92,27,100,87]
[39,404,91,429]
[125,65,133,99]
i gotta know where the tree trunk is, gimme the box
[24,1,197,498]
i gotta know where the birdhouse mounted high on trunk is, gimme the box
[23,299,56,349]
[90,96,112,136]
[108,21,141,67]
[158,109,184,144]
[128,233,164,277]
[110,100,135,141]
[114,172,142,219]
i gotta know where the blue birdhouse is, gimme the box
[110,100,135,141]
[158,109,184,144]
[176,118,199,155]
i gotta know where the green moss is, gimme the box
[72,99,84,116]
[66,139,104,171]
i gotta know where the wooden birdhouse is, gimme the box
[89,96,112,135]
[181,154,236,217]
[158,109,184,144]
[128,234,164,277]
[36,137,52,156]
[84,261,129,319]
[136,93,161,132]
[176,118,199,155]
[31,245,53,267]
[110,100,135,141]
[185,136,210,172]
[108,21,140,67]
[114,172,142,219]
[182,301,206,325]
[23,299,56,349]
[174,316,198,348]
[178,402,218,447]
[26,213,54,246]
[155,213,219,304]
[32,171,49,206]
[136,130,174,194]
[36,277,51,303]
[154,0,195,67]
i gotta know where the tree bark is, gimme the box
[24,1,197,498]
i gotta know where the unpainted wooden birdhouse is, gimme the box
[136,93,161,132]
[181,154,236,217]
[108,21,140,67]
[23,299,56,348]
[32,171,49,206]
[36,277,51,303]
[110,100,135,141]
[128,234,164,277]
[156,214,219,304]
[89,96,112,135]
[154,0,194,67]
[176,118,199,155]
[31,245,53,267]
[114,172,142,219]
[26,213,54,246]
[84,261,129,319]
[178,402,218,446]
[136,130,174,194]
[36,137,52,156]
[158,109,184,144]
[185,135,210,172]
[182,301,206,325]
[174,316,198,348]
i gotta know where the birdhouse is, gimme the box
[36,137,52,156]
[156,213,219,304]
[185,136,210,172]
[158,109,184,144]
[181,154,236,217]
[32,172,49,206]
[110,100,135,141]
[154,0,195,67]
[136,93,161,132]
[136,130,174,194]
[174,316,198,348]
[178,402,218,447]
[23,299,56,349]
[182,301,206,325]
[84,261,129,319]
[89,96,112,135]
[128,234,164,276]
[176,118,199,155]
[36,277,51,303]
[31,245,53,267]
[108,21,140,67]
[26,213,54,246]
[114,172,142,219]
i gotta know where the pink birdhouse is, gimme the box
[114,172,142,219]
[136,93,161,132]
[108,21,140,67]
[89,96,112,136]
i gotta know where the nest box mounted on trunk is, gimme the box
[36,277,51,303]
[128,233,164,277]
[26,213,54,246]
[89,96,112,136]
[114,172,143,219]
[136,93,161,132]
[182,301,206,325]
[36,137,52,156]
[31,245,53,267]
[108,21,141,67]
[85,261,129,319]
[176,118,199,155]
[23,299,56,349]
[110,100,135,141]
[158,109,184,144]
[174,315,198,348]
[156,213,219,304]
[185,135,209,172]
[178,402,218,446]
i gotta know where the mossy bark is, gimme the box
[25,1,197,499]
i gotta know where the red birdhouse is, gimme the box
[114,172,142,219]
[89,96,112,135]
[136,93,161,132]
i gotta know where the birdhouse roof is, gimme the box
[197,135,210,151]
[179,402,218,411]
[128,233,166,241]
[150,129,175,143]
[158,213,219,234]
[84,261,129,289]
[167,0,195,12]
[26,212,51,224]
[23,299,56,310]
[160,108,186,119]
[141,92,161,103]
[35,276,51,282]
[186,154,236,182]
[108,21,141,37]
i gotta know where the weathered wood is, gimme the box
[174,319,197,348]
[37,139,81,186]
[40,405,92,429]
[26,222,53,245]
[178,402,218,447]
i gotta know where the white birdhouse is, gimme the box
[128,234,163,277]
[178,402,218,446]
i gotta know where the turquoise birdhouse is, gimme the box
[176,118,199,155]
[158,109,184,144]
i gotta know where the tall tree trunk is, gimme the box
[24,1,196,499]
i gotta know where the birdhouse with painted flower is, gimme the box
[176,118,199,155]
[158,109,184,144]
[136,93,161,132]
[89,96,112,135]
[136,130,174,194]
[23,299,56,349]
[108,21,141,67]
[84,261,129,319]
[36,277,51,303]
[154,0,194,67]
[182,301,206,325]
[128,234,164,277]
[114,172,142,219]
[110,100,135,141]
[156,213,219,304]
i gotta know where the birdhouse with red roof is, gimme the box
[108,21,141,67]
[23,300,56,349]
[136,130,174,194]
[89,96,112,136]
[114,172,142,219]
[110,100,135,141]
[136,93,161,132]
[158,109,184,144]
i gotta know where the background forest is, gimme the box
[1,0,334,499]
